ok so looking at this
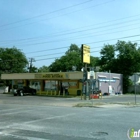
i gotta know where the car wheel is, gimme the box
[32,91,36,95]
[20,90,24,96]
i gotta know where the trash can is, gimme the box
[77,90,81,96]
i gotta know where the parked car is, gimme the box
[13,86,36,96]
[103,92,110,96]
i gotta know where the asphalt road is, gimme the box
[0,93,140,140]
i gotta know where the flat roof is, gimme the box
[1,72,83,80]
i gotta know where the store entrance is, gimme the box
[60,81,63,95]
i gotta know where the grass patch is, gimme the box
[111,102,140,106]
[36,94,76,98]
[74,102,106,107]
[74,102,140,107]
[74,102,93,107]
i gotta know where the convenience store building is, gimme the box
[1,72,83,96]
[1,71,123,95]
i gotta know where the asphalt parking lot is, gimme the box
[0,92,140,140]
[1,92,140,107]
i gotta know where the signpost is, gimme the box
[81,44,90,64]
[81,44,90,100]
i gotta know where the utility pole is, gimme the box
[134,73,136,104]
[28,58,35,73]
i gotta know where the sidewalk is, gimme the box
[0,92,140,108]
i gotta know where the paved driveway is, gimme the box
[0,91,140,106]
[0,93,140,140]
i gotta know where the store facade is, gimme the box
[1,72,83,96]
[96,72,123,95]
[1,71,123,96]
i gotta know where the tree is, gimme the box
[0,47,28,74]
[98,44,115,71]
[98,40,140,93]
[49,44,99,72]
[29,66,38,73]
[0,47,28,87]
[38,65,50,72]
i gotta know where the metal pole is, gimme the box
[85,63,87,100]
[135,74,136,104]
[109,70,111,85]
[82,66,87,100]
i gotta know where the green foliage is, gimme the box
[29,66,38,73]
[115,41,140,75]
[99,44,115,71]
[98,40,140,93]
[128,79,133,86]
[38,65,50,72]
[0,47,28,74]
[49,44,99,72]
[65,44,81,55]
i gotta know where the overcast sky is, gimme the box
[0,0,140,68]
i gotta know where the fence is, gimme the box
[128,85,140,93]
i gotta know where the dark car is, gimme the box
[14,86,36,96]
[103,92,110,96]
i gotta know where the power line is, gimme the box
[26,46,69,54]
[0,0,114,31]
[86,34,140,45]
[32,51,66,58]
[24,34,140,55]
[47,18,140,38]
[1,18,140,47]
[0,0,94,28]
[1,13,140,44]
[34,43,140,62]
[6,26,139,47]
[30,48,102,58]
[31,42,140,60]
[34,50,102,62]
[58,26,140,44]
[35,57,60,62]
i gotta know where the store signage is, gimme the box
[98,79,116,82]
[81,44,90,64]
[35,73,65,79]
[42,74,64,78]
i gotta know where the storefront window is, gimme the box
[17,80,24,88]
[69,81,77,87]
[62,81,78,89]
[44,80,57,91]
[62,82,69,88]
[30,81,41,91]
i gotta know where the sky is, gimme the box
[0,0,140,68]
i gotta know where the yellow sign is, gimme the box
[35,73,65,79]
[81,44,90,64]
[42,74,64,78]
